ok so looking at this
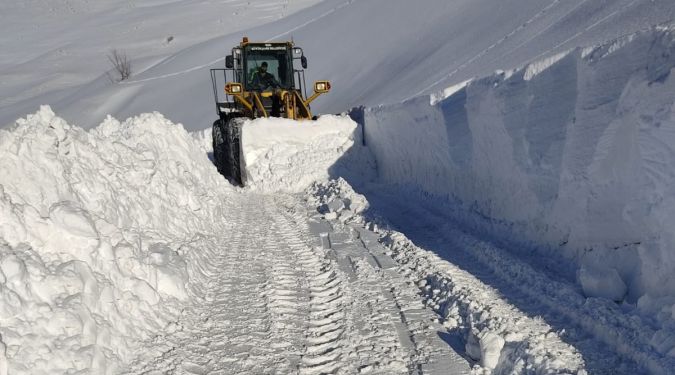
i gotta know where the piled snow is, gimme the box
[305,177,370,223]
[0,107,230,374]
[241,115,362,192]
[578,265,628,302]
[362,27,675,319]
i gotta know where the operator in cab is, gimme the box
[250,62,281,91]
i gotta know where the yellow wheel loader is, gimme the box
[210,37,331,185]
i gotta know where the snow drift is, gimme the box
[0,107,231,374]
[361,26,675,323]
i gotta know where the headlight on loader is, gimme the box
[314,81,331,93]
[225,83,243,94]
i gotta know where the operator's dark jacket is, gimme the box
[250,70,280,90]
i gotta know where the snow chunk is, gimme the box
[524,50,569,80]
[241,115,358,193]
[306,178,370,223]
[430,79,471,105]
[49,202,98,238]
[466,329,505,369]
[579,266,627,302]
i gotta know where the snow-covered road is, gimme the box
[345,183,675,374]
[123,192,470,374]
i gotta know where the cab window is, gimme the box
[244,48,292,90]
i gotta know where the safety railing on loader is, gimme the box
[210,68,240,119]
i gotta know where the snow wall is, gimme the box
[362,26,675,314]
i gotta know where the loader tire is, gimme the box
[212,119,230,177]
[225,117,245,185]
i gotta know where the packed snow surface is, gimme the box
[240,115,357,192]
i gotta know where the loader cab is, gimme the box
[227,41,307,92]
[242,44,294,91]
[211,37,328,122]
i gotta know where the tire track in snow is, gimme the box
[272,201,349,374]
[123,197,312,374]
[124,190,459,374]
[276,195,465,374]
[122,194,349,374]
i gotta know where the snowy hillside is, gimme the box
[0,0,321,128]
[2,0,675,129]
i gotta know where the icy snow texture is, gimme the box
[305,177,370,224]
[362,27,675,315]
[241,115,359,192]
[307,180,588,374]
[0,107,230,374]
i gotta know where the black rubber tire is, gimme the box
[212,118,230,177]
[226,117,245,185]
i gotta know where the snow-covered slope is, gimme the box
[0,0,321,128]
[2,0,674,130]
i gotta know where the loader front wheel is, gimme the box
[225,117,245,185]
[212,117,245,185]
[212,119,230,177]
